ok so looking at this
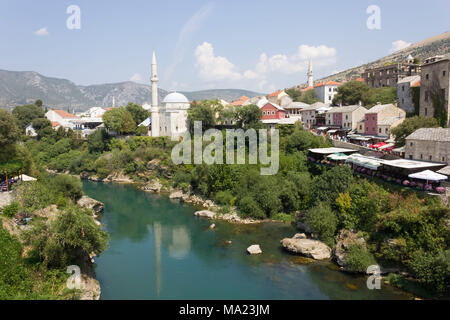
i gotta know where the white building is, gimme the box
[78,107,106,118]
[147,52,191,139]
[45,109,79,129]
[25,124,37,137]
[314,81,341,104]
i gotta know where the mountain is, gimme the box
[316,30,450,83]
[0,70,263,112]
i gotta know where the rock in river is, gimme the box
[247,245,262,255]
[281,237,331,260]
[77,196,104,214]
[194,210,216,219]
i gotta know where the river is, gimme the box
[82,181,412,300]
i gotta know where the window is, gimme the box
[425,108,428,116]
[444,71,447,77]
[409,155,413,160]
[402,85,405,92]
[346,115,348,120]
[420,154,423,160]
[402,98,404,104]
[360,125,362,130]
[272,111,275,115]
[426,74,429,80]
[443,157,445,162]
[429,155,432,161]
[385,128,389,133]
[379,128,382,134]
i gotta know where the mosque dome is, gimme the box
[162,92,189,104]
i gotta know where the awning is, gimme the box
[317,127,329,131]
[327,153,350,161]
[327,130,338,134]
[346,154,383,170]
[378,143,395,150]
[393,146,405,153]
[408,170,448,182]
[369,142,388,149]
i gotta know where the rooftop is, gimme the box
[327,105,363,114]
[50,109,78,118]
[406,127,450,142]
[308,147,358,155]
[383,159,445,169]
[398,75,421,84]
[378,116,404,126]
[314,81,341,88]
[367,103,396,114]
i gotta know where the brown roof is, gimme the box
[406,127,450,142]
[51,109,78,118]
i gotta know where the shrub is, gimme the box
[2,201,19,217]
[23,205,109,268]
[215,190,234,206]
[344,244,377,273]
[238,196,265,220]
[409,250,450,293]
[53,175,83,200]
[305,203,337,246]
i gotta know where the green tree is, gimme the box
[103,107,136,135]
[299,89,321,104]
[23,206,109,268]
[235,104,263,129]
[391,116,439,146]
[305,203,338,246]
[87,129,109,153]
[187,100,219,132]
[362,87,397,107]
[12,104,45,131]
[35,99,43,108]
[0,109,20,149]
[333,81,370,106]
[409,250,450,293]
[125,103,150,125]
[313,166,353,204]
[285,88,302,102]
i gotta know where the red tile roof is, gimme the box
[300,86,314,92]
[355,77,365,82]
[51,109,78,118]
[104,107,114,111]
[51,121,61,128]
[314,81,341,88]
[269,90,282,97]
[231,96,250,106]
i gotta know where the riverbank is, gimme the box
[81,176,434,299]
[83,180,415,300]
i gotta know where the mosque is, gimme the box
[141,52,191,139]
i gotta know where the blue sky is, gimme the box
[0,0,448,93]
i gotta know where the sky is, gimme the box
[0,0,449,93]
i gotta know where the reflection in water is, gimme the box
[84,181,412,300]
[153,222,162,296]
[169,226,191,260]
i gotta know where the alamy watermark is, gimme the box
[171,121,279,176]
[67,5,81,30]
[66,265,82,290]
[367,265,382,290]
[366,5,381,30]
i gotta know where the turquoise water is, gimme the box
[82,181,412,300]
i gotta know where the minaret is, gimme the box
[112,96,115,108]
[151,51,159,108]
[308,59,314,87]
[151,51,160,137]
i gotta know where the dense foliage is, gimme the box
[391,116,439,146]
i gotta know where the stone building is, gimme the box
[405,128,450,164]
[419,54,450,127]
[363,55,421,88]
[364,103,406,137]
[397,75,420,114]
[325,105,367,131]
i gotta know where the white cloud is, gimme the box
[193,42,337,92]
[130,73,144,83]
[34,27,49,36]
[165,2,214,82]
[195,42,242,81]
[296,44,336,60]
[390,40,411,53]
